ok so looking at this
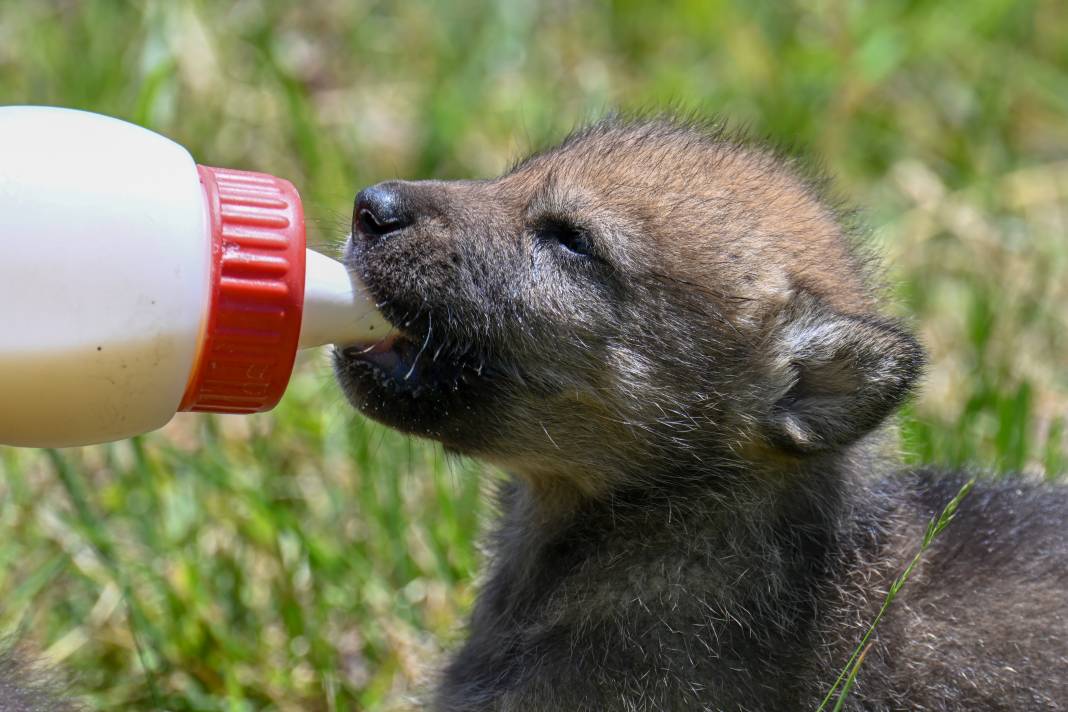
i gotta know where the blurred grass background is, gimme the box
[0,1,1066,709]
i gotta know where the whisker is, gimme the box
[405,312,433,380]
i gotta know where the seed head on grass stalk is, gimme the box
[817,476,976,712]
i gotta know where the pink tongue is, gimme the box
[363,333,399,354]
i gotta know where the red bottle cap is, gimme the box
[179,165,306,414]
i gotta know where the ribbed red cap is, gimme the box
[179,165,306,414]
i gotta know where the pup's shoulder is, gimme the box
[0,645,81,712]
[896,467,1068,590]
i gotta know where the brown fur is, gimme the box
[334,117,1068,711]
[0,647,81,712]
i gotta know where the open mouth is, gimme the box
[339,328,476,396]
[334,313,505,446]
[338,237,488,400]
[342,332,421,386]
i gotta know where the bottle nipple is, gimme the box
[299,249,392,350]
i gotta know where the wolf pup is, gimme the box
[335,118,1068,711]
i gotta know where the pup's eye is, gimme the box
[534,217,593,258]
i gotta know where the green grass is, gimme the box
[1,1,1066,709]
[816,477,977,712]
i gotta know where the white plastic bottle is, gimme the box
[0,106,388,448]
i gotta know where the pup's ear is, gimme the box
[760,292,925,454]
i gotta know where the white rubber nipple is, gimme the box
[299,249,393,350]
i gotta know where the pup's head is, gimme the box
[335,119,923,497]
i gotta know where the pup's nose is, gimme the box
[354,182,412,241]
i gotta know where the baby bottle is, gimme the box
[0,106,386,447]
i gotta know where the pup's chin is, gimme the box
[332,334,500,450]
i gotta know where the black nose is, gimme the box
[354,182,412,240]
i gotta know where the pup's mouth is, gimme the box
[341,332,423,389]
[336,236,488,401]
[334,308,505,446]
[338,326,481,396]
